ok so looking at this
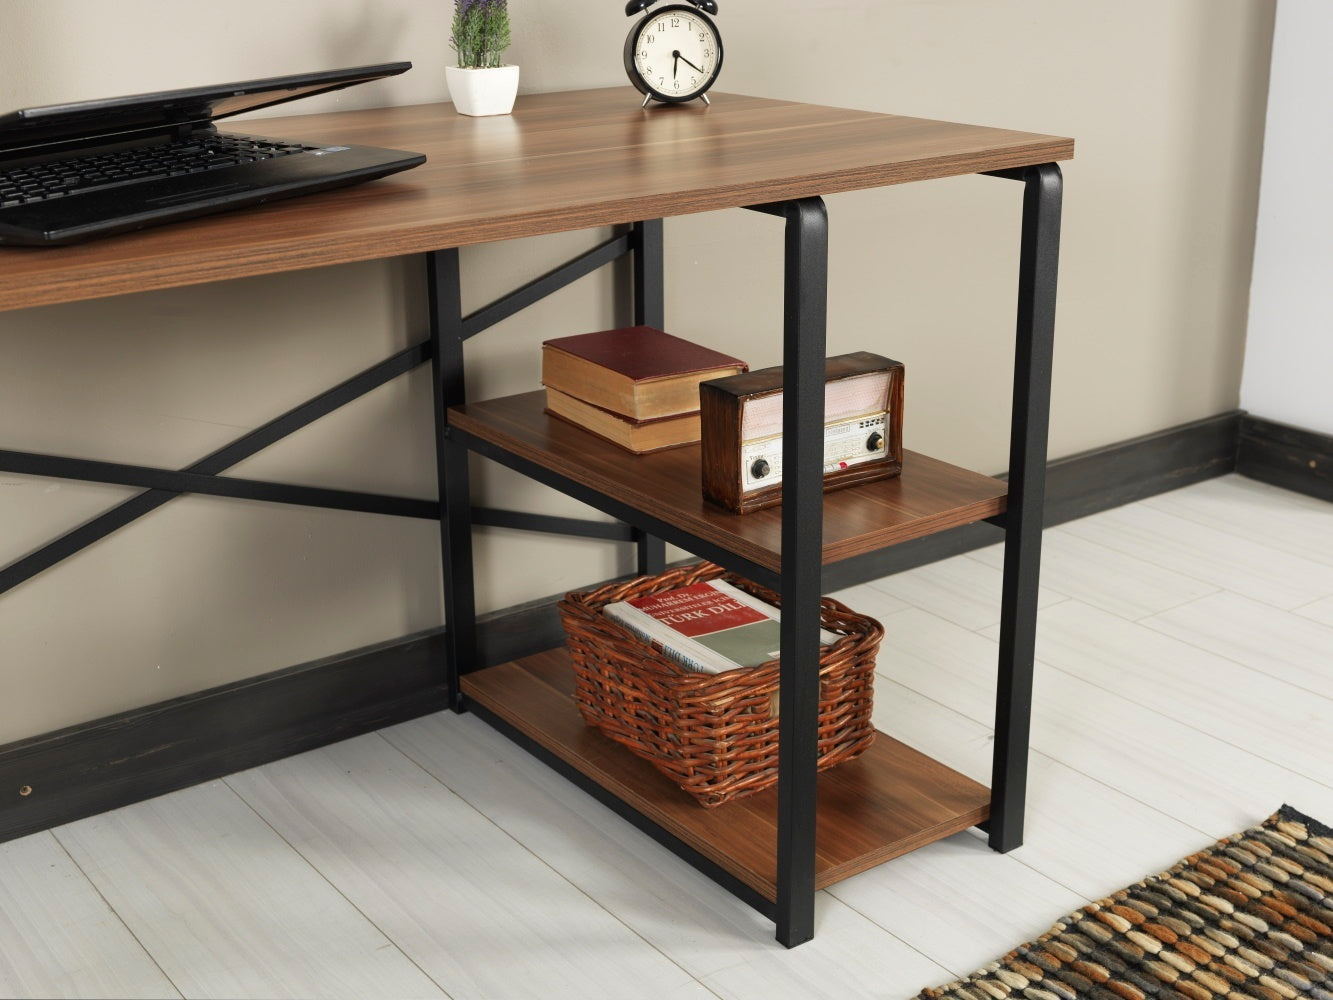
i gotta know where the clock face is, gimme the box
[625,5,723,104]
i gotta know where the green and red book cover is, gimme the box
[603,579,835,674]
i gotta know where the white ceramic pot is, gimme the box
[445,65,520,117]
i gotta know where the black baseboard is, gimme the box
[0,630,452,845]
[0,409,1246,845]
[822,411,1241,590]
[1042,410,1242,523]
[1236,414,1333,504]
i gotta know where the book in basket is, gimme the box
[602,578,836,674]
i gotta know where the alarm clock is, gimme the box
[623,0,723,108]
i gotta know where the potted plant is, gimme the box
[446,0,518,117]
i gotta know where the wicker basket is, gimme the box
[558,562,883,807]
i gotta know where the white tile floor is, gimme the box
[3,473,1331,999]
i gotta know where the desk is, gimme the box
[0,89,1072,946]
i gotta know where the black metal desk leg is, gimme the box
[428,248,479,712]
[632,218,667,576]
[989,163,1062,851]
[775,197,828,947]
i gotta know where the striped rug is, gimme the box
[919,806,1333,1000]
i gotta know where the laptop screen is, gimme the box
[0,62,411,154]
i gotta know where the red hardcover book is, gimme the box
[541,326,747,420]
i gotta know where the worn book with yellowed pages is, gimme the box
[544,387,700,453]
[541,326,747,420]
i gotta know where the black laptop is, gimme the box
[0,62,426,246]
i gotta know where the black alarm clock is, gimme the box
[623,0,723,107]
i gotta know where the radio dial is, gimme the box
[866,432,884,452]
[751,458,771,479]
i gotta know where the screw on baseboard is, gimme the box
[19,785,32,797]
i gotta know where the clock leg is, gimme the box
[642,93,652,109]
[700,93,710,107]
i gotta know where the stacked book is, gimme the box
[541,326,747,453]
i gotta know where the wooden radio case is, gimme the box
[699,352,905,514]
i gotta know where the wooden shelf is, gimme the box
[449,391,1007,575]
[462,648,991,902]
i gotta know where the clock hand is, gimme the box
[678,53,705,74]
[672,49,680,79]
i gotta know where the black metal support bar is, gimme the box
[631,219,665,328]
[631,218,668,576]
[429,249,479,708]
[1,228,638,599]
[0,340,432,597]
[0,449,441,521]
[743,201,794,219]
[460,232,633,340]
[766,197,829,948]
[633,527,667,575]
[182,342,434,477]
[986,163,1062,852]
[472,507,635,542]
[455,427,779,591]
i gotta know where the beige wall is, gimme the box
[0,0,1273,743]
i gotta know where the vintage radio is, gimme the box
[699,352,905,514]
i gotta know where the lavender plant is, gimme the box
[451,0,512,69]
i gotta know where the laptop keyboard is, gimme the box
[0,133,315,208]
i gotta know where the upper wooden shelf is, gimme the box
[0,89,1072,313]
[449,391,1007,574]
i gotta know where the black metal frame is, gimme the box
[0,229,645,604]
[3,164,1061,947]
[630,218,668,577]
[984,163,1063,852]
[454,427,778,587]
[744,197,828,946]
[440,206,831,947]
[429,220,672,708]
[449,170,1061,946]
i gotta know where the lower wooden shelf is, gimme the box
[462,647,991,903]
